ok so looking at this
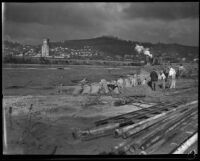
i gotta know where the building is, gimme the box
[41,38,50,57]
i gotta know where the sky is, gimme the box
[2,2,199,46]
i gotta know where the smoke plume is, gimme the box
[135,44,153,58]
[135,44,144,54]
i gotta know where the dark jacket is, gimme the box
[164,70,169,78]
[150,71,158,81]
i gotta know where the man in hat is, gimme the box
[150,69,158,91]
[160,70,166,90]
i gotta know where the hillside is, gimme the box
[50,36,199,60]
[3,36,199,61]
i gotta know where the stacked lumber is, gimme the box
[72,100,198,154]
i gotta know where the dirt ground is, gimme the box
[2,63,198,154]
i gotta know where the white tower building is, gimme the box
[41,38,49,57]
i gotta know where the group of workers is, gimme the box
[149,64,185,91]
[102,64,184,93]
[73,64,186,95]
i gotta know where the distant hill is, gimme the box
[50,36,199,60]
[3,36,199,61]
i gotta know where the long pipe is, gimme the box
[139,110,197,151]
[73,123,120,139]
[99,99,193,126]
[95,101,184,126]
[113,107,197,153]
[115,111,170,137]
[113,100,197,149]
[138,115,198,154]
[172,132,198,154]
[116,100,197,137]
[96,101,184,127]
[112,110,184,153]
[95,103,164,126]
[121,111,197,154]
[145,116,198,154]
[124,105,196,139]
[121,108,187,139]
[75,105,166,138]
[76,108,170,139]
[76,100,197,139]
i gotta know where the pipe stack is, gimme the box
[72,100,198,154]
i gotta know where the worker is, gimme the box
[178,64,185,78]
[142,78,146,85]
[169,66,176,89]
[150,69,158,91]
[163,67,169,82]
[133,74,138,86]
[107,80,118,91]
[124,77,132,87]
[117,77,124,90]
[129,74,137,87]
[100,79,109,94]
[160,70,166,90]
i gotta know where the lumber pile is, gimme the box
[72,100,198,154]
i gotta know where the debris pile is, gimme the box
[72,100,198,154]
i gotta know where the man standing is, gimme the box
[163,67,169,82]
[150,69,158,91]
[178,64,185,78]
[117,77,124,90]
[131,74,138,87]
[169,66,176,89]
[160,70,166,90]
